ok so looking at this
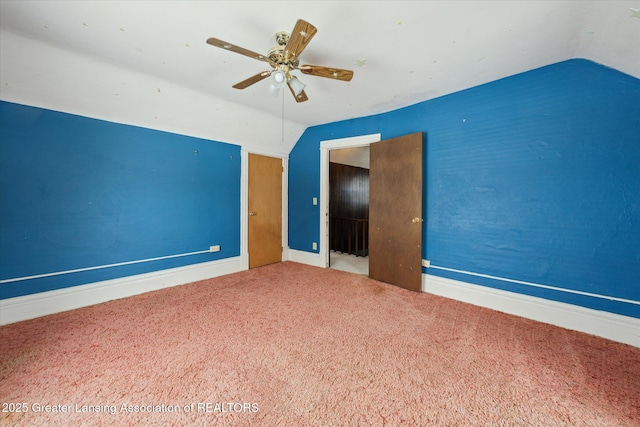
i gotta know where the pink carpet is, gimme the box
[1,261,639,426]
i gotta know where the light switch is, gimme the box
[312,197,318,205]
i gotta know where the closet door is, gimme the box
[248,154,282,268]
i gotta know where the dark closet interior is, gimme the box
[329,162,370,257]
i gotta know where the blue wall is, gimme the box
[0,101,241,299]
[288,59,640,317]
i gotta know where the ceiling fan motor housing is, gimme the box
[268,46,300,69]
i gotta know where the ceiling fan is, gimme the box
[206,19,353,103]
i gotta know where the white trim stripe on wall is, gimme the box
[0,249,213,284]
[429,264,640,306]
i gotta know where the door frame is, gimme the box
[319,134,381,268]
[241,147,288,271]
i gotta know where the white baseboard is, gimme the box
[287,249,325,268]
[0,256,244,326]
[5,257,636,348]
[423,273,640,348]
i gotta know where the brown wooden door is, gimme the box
[369,132,423,292]
[248,154,282,268]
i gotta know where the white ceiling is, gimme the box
[1,1,639,155]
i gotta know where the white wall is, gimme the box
[0,29,306,157]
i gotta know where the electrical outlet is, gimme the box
[210,245,221,253]
[312,242,317,250]
[422,259,431,268]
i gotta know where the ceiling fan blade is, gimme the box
[287,83,309,103]
[285,19,317,59]
[232,71,272,89]
[299,65,353,82]
[206,37,274,66]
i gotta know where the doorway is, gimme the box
[320,132,424,292]
[320,134,381,271]
[328,147,370,275]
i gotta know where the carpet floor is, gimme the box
[1,261,638,426]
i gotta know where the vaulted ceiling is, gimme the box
[1,1,639,155]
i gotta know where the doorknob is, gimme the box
[412,217,421,223]
[249,211,257,216]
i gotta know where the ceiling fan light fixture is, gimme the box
[269,84,281,97]
[288,75,306,96]
[272,69,287,89]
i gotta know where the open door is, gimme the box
[369,132,423,292]
[248,154,282,268]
